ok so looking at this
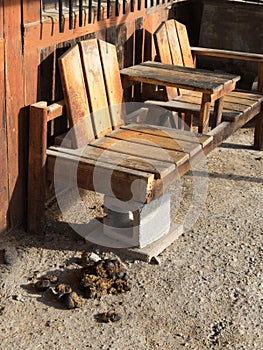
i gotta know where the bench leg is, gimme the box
[199,93,211,134]
[103,193,171,248]
[254,110,263,150]
[185,113,193,131]
[211,97,224,129]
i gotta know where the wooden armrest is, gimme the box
[191,47,263,62]
[47,100,66,121]
[30,100,66,122]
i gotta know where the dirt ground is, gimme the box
[0,122,262,350]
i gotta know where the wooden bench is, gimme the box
[28,39,213,258]
[145,19,263,150]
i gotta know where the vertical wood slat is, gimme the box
[0,39,8,234]
[58,44,94,147]
[69,0,73,30]
[0,0,3,38]
[115,0,119,16]
[97,0,102,21]
[88,0,93,23]
[123,0,126,14]
[165,20,187,95]
[155,23,178,100]
[79,0,83,27]
[27,102,48,233]
[59,0,63,33]
[107,0,111,18]
[80,39,112,137]
[130,0,134,12]
[199,93,211,134]
[99,39,124,127]
[175,20,195,68]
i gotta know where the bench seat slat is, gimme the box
[146,85,263,122]
[121,124,213,147]
[47,150,157,203]
[92,135,189,166]
[48,144,176,178]
[107,128,202,157]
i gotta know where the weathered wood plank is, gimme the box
[91,134,189,165]
[175,20,195,68]
[121,62,239,94]
[199,93,211,133]
[108,128,201,157]
[0,1,3,38]
[98,39,124,128]
[47,149,157,203]
[142,61,240,85]
[211,97,224,128]
[0,38,8,234]
[191,47,263,62]
[59,44,94,148]
[121,123,213,148]
[183,90,263,108]
[155,22,178,100]
[27,103,48,233]
[80,39,112,137]
[175,92,254,113]
[49,143,175,178]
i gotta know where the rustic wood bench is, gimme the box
[28,39,213,258]
[144,19,263,150]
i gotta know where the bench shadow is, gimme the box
[218,142,254,150]
[195,170,263,184]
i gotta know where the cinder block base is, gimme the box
[103,193,170,248]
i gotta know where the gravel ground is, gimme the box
[0,123,262,350]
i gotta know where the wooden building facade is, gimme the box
[1,0,263,235]
[0,0,179,235]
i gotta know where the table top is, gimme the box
[120,61,241,94]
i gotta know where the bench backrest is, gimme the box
[154,19,195,100]
[59,39,124,148]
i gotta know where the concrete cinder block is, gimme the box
[103,193,170,248]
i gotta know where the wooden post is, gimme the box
[27,102,48,233]
[211,96,224,129]
[185,112,193,131]
[199,93,211,134]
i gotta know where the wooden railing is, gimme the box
[41,0,172,32]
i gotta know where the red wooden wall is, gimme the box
[0,0,173,235]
